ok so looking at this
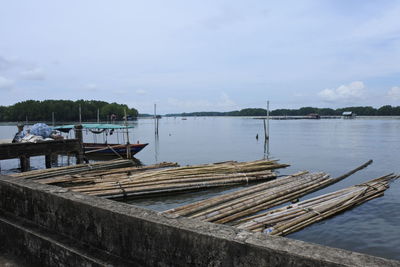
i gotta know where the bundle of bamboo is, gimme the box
[35,162,180,187]
[236,174,398,236]
[65,159,288,199]
[10,159,136,180]
[164,160,373,224]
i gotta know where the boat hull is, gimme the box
[84,143,148,157]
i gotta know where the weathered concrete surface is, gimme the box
[0,251,28,267]
[0,175,399,267]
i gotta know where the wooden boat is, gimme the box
[53,123,148,158]
[84,143,148,156]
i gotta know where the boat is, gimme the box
[84,143,148,157]
[53,123,148,158]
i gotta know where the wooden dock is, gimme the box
[0,139,83,172]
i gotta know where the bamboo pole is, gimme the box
[164,160,375,225]
[165,171,308,216]
[235,175,398,236]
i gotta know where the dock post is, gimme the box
[74,124,83,143]
[45,154,52,168]
[74,124,84,164]
[19,156,30,172]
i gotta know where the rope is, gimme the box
[232,163,249,183]
[116,181,127,199]
[303,207,321,216]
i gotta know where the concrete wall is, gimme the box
[0,175,399,267]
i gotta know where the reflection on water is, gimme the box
[1,117,400,260]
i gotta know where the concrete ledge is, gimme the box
[0,175,399,267]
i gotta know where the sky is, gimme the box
[1,0,400,114]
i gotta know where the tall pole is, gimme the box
[97,108,100,123]
[79,105,82,123]
[124,109,131,158]
[154,103,158,135]
[266,100,270,140]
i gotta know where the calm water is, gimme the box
[1,117,400,260]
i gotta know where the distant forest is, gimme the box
[166,105,400,117]
[0,100,138,122]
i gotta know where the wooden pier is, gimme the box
[0,139,83,172]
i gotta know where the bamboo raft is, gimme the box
[164,160,373,224]
[235,174,399,236]
[64,160,288,199]
[10,159,137,180]
[32,162,180,187]
[13,159,288,199]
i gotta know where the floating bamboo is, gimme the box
[164,160,373,224]
[63,159,288,199]
[236,174,398,236]
[36,162,180,187]
[11,159,136,180]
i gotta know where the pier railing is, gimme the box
[0,139,83,171]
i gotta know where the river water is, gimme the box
[1,117,400,260]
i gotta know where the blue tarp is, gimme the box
[30,123,52,138]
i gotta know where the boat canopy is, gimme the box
[53,123,134,132]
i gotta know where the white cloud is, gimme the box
[217,92,236,108]
[387,86,400,100]
[20,68,45,80]
[318,81,366,102]
[0,56,12,71]
[0,76,14,90]
[135,89,147,95]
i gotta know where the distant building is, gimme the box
[307,113,320,119]
[342,111,356,119]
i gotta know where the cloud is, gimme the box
[318,81,366,102]
[0,76,14,90]
[20,68,45,80]
[217,92,236,108]
[135,89,147,95]
[0,56,12,71]
[387,86,400,100]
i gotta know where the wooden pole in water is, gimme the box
[263,119,267,141]
[19,155,30,172]
[266,100,270,140]
[154,103,159,136]
[97,108,100,123]
[124,109,131,158]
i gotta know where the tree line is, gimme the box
[165,105,400,117]
[0,100,138,122]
